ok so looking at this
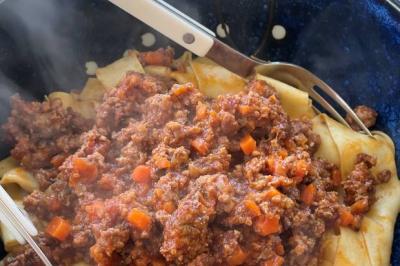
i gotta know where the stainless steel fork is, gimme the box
[109,0,372,136]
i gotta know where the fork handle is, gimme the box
[108,0,257,77]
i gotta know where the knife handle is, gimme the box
[109,0,258,77]
[109,0,214,56]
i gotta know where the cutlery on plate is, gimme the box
[0,185,52,266]
[109,0,372,136]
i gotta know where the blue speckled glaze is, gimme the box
[0,0,399,263]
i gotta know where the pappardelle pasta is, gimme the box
[1,48,399,266]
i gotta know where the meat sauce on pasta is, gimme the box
[0,48,397,266]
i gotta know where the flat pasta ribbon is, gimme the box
[313,114,400,266]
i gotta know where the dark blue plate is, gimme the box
[0,0,399,263]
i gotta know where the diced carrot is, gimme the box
[196,102,208,120]
[244,200,261,217]
[254,215,281,236]
[275,161,287,176]
[72,157,97,182]
[266,156,275,173]
[162,201,176,214]
[171,83,192,96]
[127,208,152,232]
[274,243,285,256]
[227,247,248,266]
[46,216,71,241]
[209,110,220,126]
[351,199,368,214]
[238,105,251,115]
[294,159,309,182]
[266,156,287,176]
[339,208,355,226]
[277,149,288,159]
[331,168,342,186]
[72,157,98,179]
[240,134,256,155]
[85,201,104,221]
[264,255,284,266]
[265,187,281,200]
[141,52,164,65]
[139,48,173,66]
[191,138,209,156]
[268,94,278,103]
[132,165,151,183]
[70,157,98,186]
[155,158,171,169]
[301,183,316,206]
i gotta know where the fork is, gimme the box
[0,185,52,266]
[109,0,372,136]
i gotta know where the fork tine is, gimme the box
[255,62,373,137]
[312,78,373,137]
[312,106,321,114]
[307,88,350,127]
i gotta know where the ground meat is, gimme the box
[341,153,390,229]
[3,248,43,266]
[346,105,378,131]
[239,228,283,265]
[212,229,242,265]
[160,191,212,264]
[23,180,76,220]
[247,79,277,98]
[2,96,91,170]
[95,72,169,133]
[160,174,234,264]
[33,168,58,191]
[152,172,189,226]
[377,169,391,183]
[142,94,174,127]
[283,205,326,266]
[188,253,215,266]
[90,224,130,264]
[219,111,240,135]
[290,119,321,154]
[342,153,376,205]
[242,155,267,181]
[188,147,231,178]
[2,50,389,266]
[4,234,77,266]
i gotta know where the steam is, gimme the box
[0,72,23,120]
[1,0,86,91]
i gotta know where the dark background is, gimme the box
[0,0,399,263]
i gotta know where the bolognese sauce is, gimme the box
[1,52,390,265]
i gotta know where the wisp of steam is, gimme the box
[0,0,86,94]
